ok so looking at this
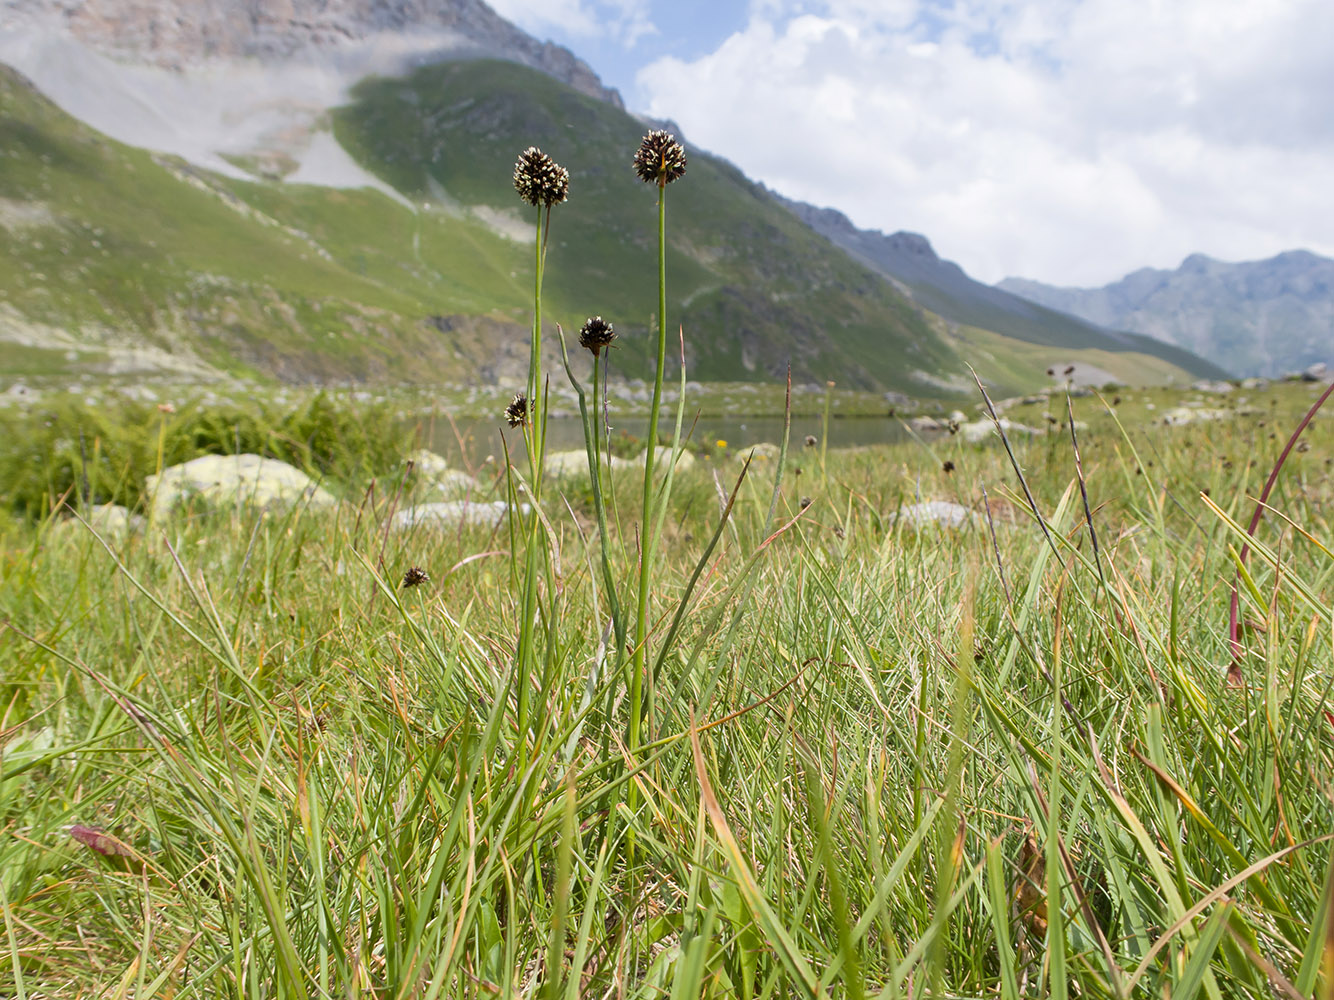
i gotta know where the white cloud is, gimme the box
[486,0,655,47]
[635,0,1334,286]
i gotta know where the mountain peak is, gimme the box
[884,231,937,260]
[1179,252,1218,273]
[998,248,1334,377]
[0,0,622,105]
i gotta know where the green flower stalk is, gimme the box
[511,145,568,763]
[512,146,570,480]
[558,318,625,653]
[629,129,686,759]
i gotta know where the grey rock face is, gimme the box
[767,187,1227,381]
[0,0,622,106]
[998,251,1334,378]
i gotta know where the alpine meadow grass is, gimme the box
[1,133,1333,998]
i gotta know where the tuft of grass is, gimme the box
[1,378,1332,996]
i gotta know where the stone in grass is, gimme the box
[730,443,777,464]
[86,503,144,534]
[145,454,337,518]
[392,500,530,530]
[1161,407,1230,427]
[53,503,145,537]
[641,446,698,472]
[545,450,635,480]
[891,501,979,529]
[959,418,1041,444]
[406,450,480,500]
[909,415,948,432]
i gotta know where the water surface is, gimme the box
[413,414,912,469]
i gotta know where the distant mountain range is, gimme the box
[0,0,1236,392]
[999,252,1334,378]
[770,193,1227,382]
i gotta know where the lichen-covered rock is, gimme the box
[145,454,336,517]
[1162,407,1230,427]
[87,502,144,533]
[392,500,528,530]
[891,501,978,529]
[733,443,777,463]
[641,447,697,472]
[960,419,1040,444]
[53,503,145,537]
[406,450,480,500]
[909,416,947,432]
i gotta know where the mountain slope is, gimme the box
[0,60,961,392]
[773,193,1230,382]
[1,0,620,103]
[332,59,959,389]
[0,0,621,192]
[999,253,1334,378]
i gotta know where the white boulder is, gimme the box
[145,454,336,517]
[1162,407,1230,427]
[405,450,478,498]
[891,501,979,529]
[734,443,779,463]
[392,500,528,530]
[642,446,697,472]
[959,419,1040,444]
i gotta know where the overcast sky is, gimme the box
[485,0,1334,287]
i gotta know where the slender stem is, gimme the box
[517,203,549,766]
[630,183,668,758]
[555,329,625,653]
[592,353,626,652]
[527,206,547,491]
[820,380,833,487]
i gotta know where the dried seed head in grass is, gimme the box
[505,392,528,428]
[805,434,817,448]
[513,147,570,207]
[942,460,955,474]
[799,496,812,510]
[578,315,616,357]
[633,130,687,186]
[401,566,430,589]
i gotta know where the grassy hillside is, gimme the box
[0,58,1216,394]
[332,59,961,390]
[0,61,962,393]
[0,67,510,384]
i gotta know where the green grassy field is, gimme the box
[2,376,1332,997]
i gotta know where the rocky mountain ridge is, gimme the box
[0,0,621,105]
[769,189,1228,379]
[999,251,1334,378]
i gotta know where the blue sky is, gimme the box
[487,0,1334,287]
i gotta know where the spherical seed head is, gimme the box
[513,146,570,207]
[578,315,616,357]
[401,566,430,589]
[504,392,528,428]
[633,130,687,186]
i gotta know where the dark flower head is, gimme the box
[578,315,616,357]
[633,130,687,186]
[942,460,955,474]
[504,392,528,428]
[401,566,430,589]
[804,434,818,448]
[513,146,570,207]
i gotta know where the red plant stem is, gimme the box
[1228,379,1334,669]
